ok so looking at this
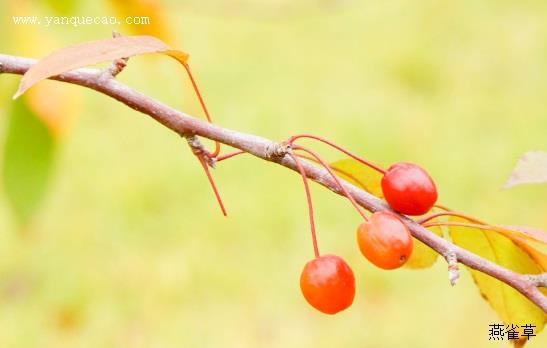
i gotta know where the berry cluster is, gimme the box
[287,135,438,314]
[188,109,438,315]
[154,66,534,316]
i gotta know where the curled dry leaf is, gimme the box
[13,35,189,99]
[504,151,547,189]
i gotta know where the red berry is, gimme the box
[381,162,438,216]
[356,212,413,270]
[300,255,355,314]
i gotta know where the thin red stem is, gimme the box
[288,134,386,174]
[294,145,368,221]
[183,63,221,157]
[417,211,485,225]
[216,150,246,162]
[290,152,320,258]
[197,155,227,216]
[434,204,451,211]
[296,153,371,197]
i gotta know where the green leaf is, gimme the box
[448,218,547,337]
[2,97,56,225]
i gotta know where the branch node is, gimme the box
[104,32,129,78]
[525,273,547,288]
[186,135,215,167]
[266,141,291,160]
[444,251,460,286]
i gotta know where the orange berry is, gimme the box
[357,212,413,269]
[300,254,355,314]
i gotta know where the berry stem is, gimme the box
[296,153,371,192]
[216,150,246,162]
[290,152,320,258]
[433,204,452,211]
[183,62,221,157]
[417,211,485,225]
[294,145,368,221]
[288,134,386,174]
[196,154,227,216]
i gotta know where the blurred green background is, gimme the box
[1,0,547,347]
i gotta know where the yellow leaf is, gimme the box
[10,2,58,57]
[448,218,547,334]
[330,158,384,198]
[512,239,547,271]
[26,81,81,137]
[108,0,172,42]
[10,7,81,137]
[14,35,189,99]
[405,226,443,269]
[426,216,547,246]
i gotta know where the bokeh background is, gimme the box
[1,0,547,347]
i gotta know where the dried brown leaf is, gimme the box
[13,35,188,99]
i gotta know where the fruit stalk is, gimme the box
[290,152,320,258]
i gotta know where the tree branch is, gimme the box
[1,53,546,313]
